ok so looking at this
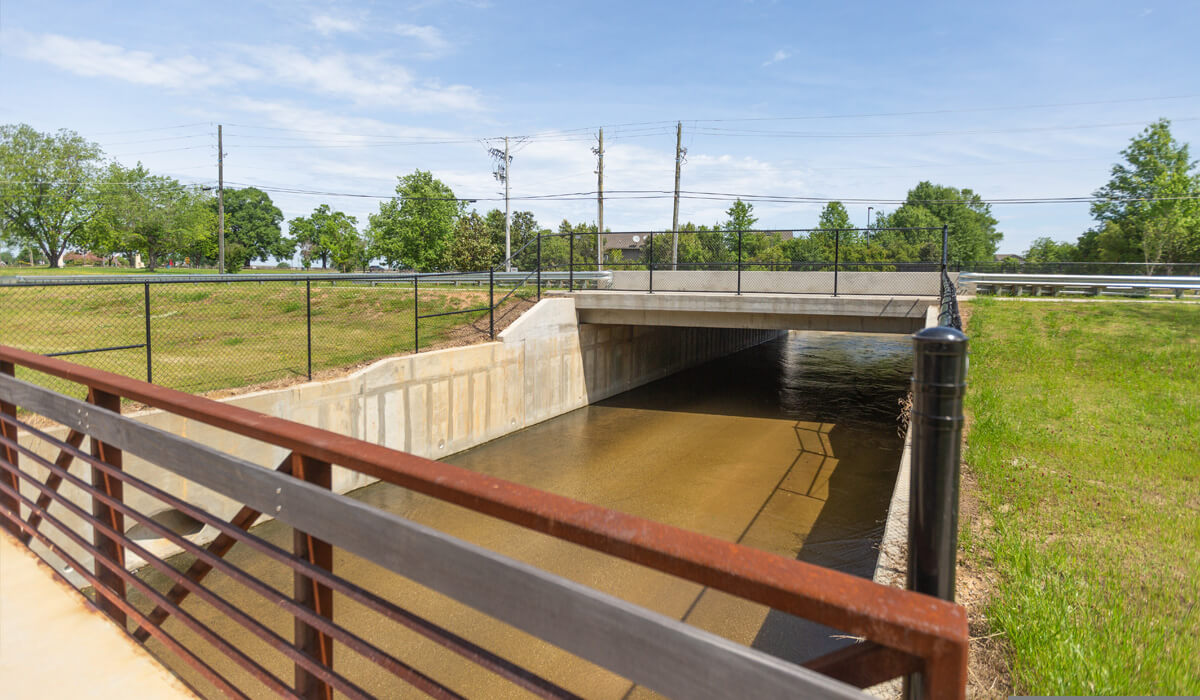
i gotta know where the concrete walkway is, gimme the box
[0,532,193,699]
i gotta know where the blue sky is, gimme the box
[2,0,1199,256]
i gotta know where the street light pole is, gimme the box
[866,206,873,243]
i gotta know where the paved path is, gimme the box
[0,532,193,699]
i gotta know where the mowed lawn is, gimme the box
[0,279,529,395]
[964,299,1200,694]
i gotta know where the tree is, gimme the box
[1087,119,1200,267]
[483,209,541,268]
[877,181,1002,262]
[1023,237,1079,263]
[448,211,496,270]
[368,170,461,271]
[0,124,104,267]
[290,205,361,270]
[722,199,758,233]
[220,187,292,264]
[87,163,214,270]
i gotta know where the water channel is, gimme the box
[142,329,913,698]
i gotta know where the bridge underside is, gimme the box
[565,291,936,334]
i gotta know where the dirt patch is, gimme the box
[958,468,1014,698]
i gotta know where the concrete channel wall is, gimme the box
[16,298,781,571]
[609,270,955,296]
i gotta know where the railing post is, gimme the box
[905,325,969,700]
[648,232,654,294]
[413,277,420,353]
[833,229,840,297]
[569,233,575,292]
[941,224,949,277]
[306,279,312,380]
[0,361,19,538]
[737,230,742,295]
[292,454,333,700]
[536,231,542,301]
[489,268,495,340]
[144,282,152,384]
[89,388,127,626]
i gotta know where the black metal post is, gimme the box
[143,282,152,383]
[412,278,419,353]
[941,224,949,276]
[648,232,654,294]
[737,230,742,295]
[833,229,840,297]
[305,279,312,380]
[905,325,968,700]
[489,268,495,339]
[536,232,542,301]
[569,233,575,292]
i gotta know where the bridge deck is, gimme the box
[564,291,937,333]
[0,532,193,699]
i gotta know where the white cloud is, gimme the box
[8,30,229,89]
[310,14,361,35]
[762,49,790,67]
[393,24,451,55]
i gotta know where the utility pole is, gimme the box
[594,128,604,271]
[218,124,225,274]
[672,121,683,270]
[504,136,511,271]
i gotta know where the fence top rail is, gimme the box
[0,343,967,663]
[0,271,611,288]
[960,273,1200,284]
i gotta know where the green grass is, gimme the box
[0,280,535,395]
[964,298,1200,694]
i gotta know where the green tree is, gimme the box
[290,205,361,270]
[1024,237,1079,263]
[448,211,497,270]
[0,124,104,267]
[87,163,214,271]
[1087,119,1200,267]
[483,209,541,268]
[220,187,292,264]
[877,181,1002,262]
[368,170,461,271]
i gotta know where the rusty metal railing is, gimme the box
[0,345,968,699]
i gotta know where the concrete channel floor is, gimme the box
[0,531,194,699]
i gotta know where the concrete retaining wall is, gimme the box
[609,270,955,296]
[15,298,781,571]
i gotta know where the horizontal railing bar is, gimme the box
[416,305,493,320]
[0,409,580,699]
[0,347,968,665]
[0,425,464,700]
[0,271,610,287]
[959,273,1200,284]
[0,500,250,700]
[0,471,297,699]
[43,343,147,358]
[0,373,869,700]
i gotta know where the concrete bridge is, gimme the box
[565,291,938,334]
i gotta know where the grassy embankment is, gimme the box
[963,298,1199,694]
[1,279,534,395]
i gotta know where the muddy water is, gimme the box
[141,330,912,698]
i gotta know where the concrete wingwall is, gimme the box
[15,297,781,571]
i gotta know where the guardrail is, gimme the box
[0,346,969,699]
[960,273,1200,298]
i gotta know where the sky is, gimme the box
[2,0,1199,257]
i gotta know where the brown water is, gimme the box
[140,330,912,698]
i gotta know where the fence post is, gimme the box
[292,454,333,700]
[833,229,840,297]
[0,361,19,538]
[413,278,420,353]
[306,279,312,380]
[648,232,654,294]
[569,233,575,292]
[144,282,152,383]
[536,232,542,301]
[941,224,949,276]
[90,388,126,626]
[489,268,495,340]
[737,230,743,295]
[905,325,969,700]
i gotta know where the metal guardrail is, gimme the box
[960,273,1200,298]
[0,347,969,699]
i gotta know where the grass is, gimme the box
[963,298,1200,694]
[0,279,534,396]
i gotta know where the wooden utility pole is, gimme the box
[596,128,604,270]
[504,136,511,271]
[218,124,225,274]
[672,121,682,270]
